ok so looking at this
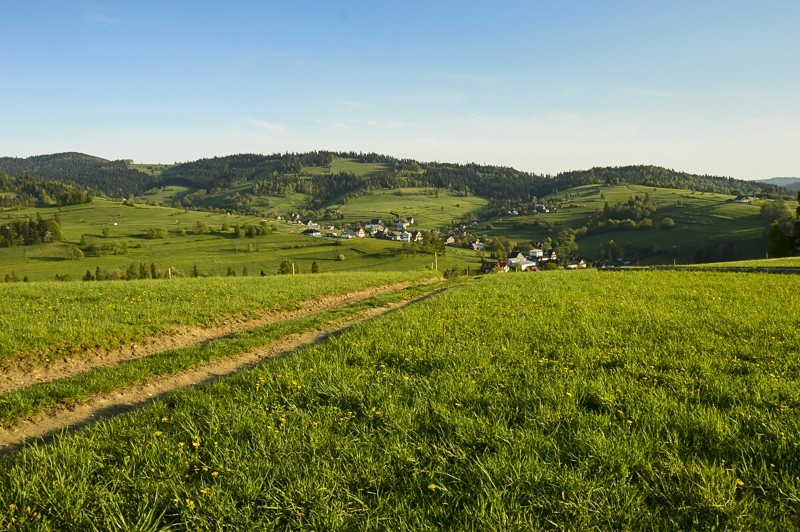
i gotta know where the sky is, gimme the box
[1,1,798,180]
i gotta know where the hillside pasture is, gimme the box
[301,157,392,178]
[329,188,487,229]
[483,184,767,263]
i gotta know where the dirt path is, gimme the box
[0,282,447,453]
[0,279,442,394]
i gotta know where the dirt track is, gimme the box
[0,280,446,452]
[0,279,441,395]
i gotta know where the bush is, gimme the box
[661,217,676,230]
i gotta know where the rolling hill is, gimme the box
[760,177,800,191]
[0,151,795,279]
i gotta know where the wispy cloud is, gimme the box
[239,117,286,135]
[88,13,119,25]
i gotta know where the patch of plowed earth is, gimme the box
[0,279,442,395]
[0,287,444,452]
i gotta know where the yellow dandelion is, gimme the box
[212,471,219,477]
[428,483,438,491]
[736,479,745,487]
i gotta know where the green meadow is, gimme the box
[327,188,487,230]
[484,183,766,262]
[0,270,798,529]
[0,198,481,282]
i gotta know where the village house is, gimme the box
[300,228,321,237]
[507,251,526,268]
[341,227,366,239]
[445,236,456,246]
[733,195,750,204]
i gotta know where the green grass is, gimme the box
[128,163,173,176]
[0,282,443,426]
[703,256,800,268]
[1,270,798,528]
[329,188,487,230]
[0,271,438,365]
[302,157,391,178]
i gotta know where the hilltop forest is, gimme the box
[0,152,785,213]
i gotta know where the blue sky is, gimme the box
[1,1,798,180]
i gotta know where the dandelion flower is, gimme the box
[428,483,438,491]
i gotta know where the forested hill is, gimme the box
[0,151,787,205]
[0,172,94,207]
[554,166,785,197]
[0,153,159,197]
[760,177,800,191]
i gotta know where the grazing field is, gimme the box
[0,270,438,365]
[0,270,798,529]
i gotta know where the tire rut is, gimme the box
[0,282,448,453]
[0,279,442,394]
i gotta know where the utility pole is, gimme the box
[434,252,438,270]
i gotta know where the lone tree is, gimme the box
[311,261,319,274]
[278,260,298,275]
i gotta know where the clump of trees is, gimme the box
[0,213,64,247]
[278,260,299,274]
[586,194,657,233]
[764,193,800,257]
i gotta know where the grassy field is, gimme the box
[327,188,487,230]
[0,270,797,528]
[0,281,443,426]
[706,257,800,268]
[482,184,767,263]
[302,157,391,178]
[0,198,481,282]
[0,271,438,365]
